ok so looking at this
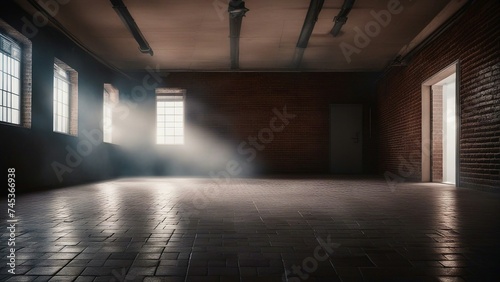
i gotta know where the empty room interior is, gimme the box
[1,0,499,281]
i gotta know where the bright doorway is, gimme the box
[421,63,459,185]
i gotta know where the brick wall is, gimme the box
[119,72,378,176]
[21,44,32,128]
[69,70,78,136]
[377,0,500,190]
[432,85,443,182]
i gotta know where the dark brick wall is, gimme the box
[119,72,378,176]
[377,0,500,190]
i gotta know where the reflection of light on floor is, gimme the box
[102,178,188,232]
[95,183,123,224]
[49,193,71,221]
[437,189,458,231]
[429,186,461,250]
[48,193,81,236]
[149,180,181,229]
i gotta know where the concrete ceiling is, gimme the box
[15,0,466,72]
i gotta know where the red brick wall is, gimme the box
[123,72,378,175]
[432,85,443,182]
[377,0,500,190]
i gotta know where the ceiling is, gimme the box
[15,0,467,72]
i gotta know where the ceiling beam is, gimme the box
[110,0,153,56]
[228,0,249,70]
[293,0,325,68]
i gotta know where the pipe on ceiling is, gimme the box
[293,0,325,68]
[110,0,153,56]
[228,0,249,70]
[330,0,356,37]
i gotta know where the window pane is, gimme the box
[103,85,118,143]
[0,34,22,124]
[12,94,19,109]
[156,90,185,144]
[53,65,71,133]
[12,109,19,124]
[5,73,11,91]
[165,128,175,136]
[13,61,20,78]
[63,105,68,117]
[12,77,19,95]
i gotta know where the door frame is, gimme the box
[421,61,461,186]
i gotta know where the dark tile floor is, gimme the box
[1,177,500,281]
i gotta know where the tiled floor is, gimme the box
[1,177,500,281]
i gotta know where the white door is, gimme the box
[330,104,363,173]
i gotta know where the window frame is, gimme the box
[0,33,22,125]
[103,84,118,144]
[53,58,78,136]
[0,19,33,129]
[156,88,186,145]
[53,63,71,134]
